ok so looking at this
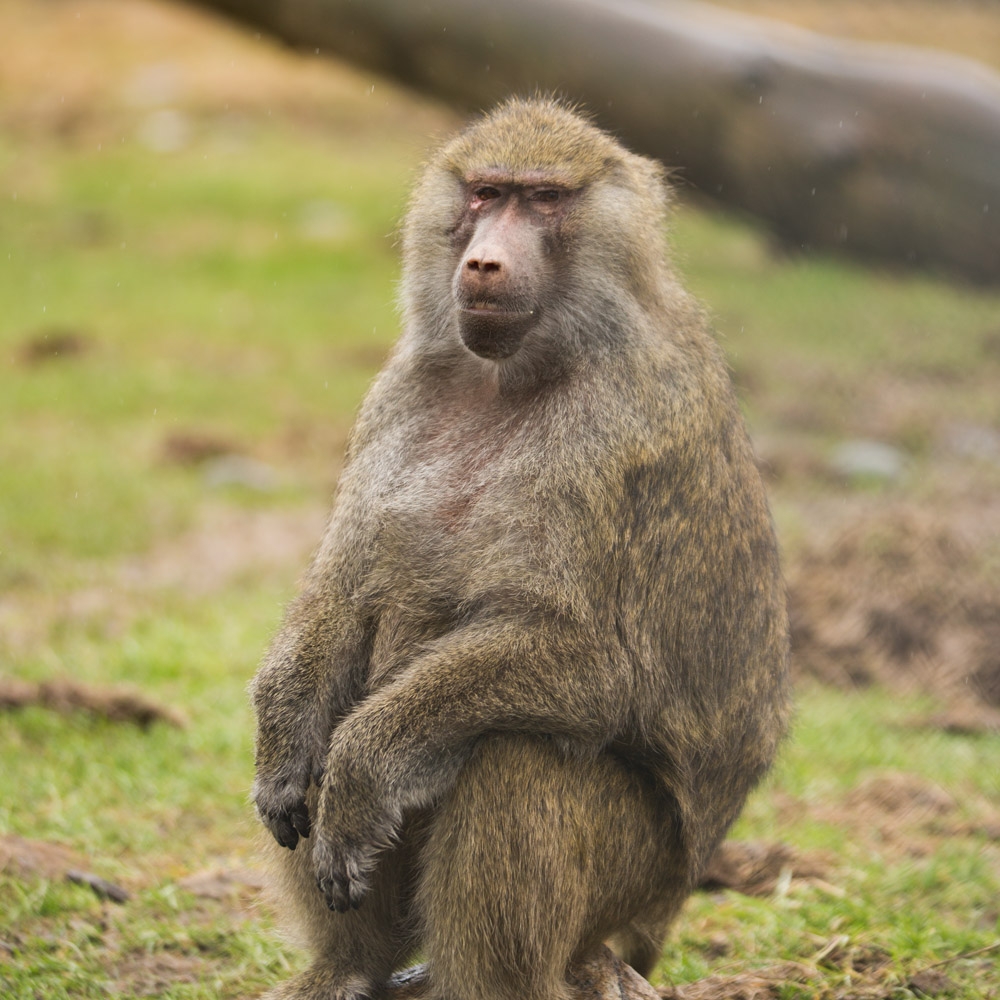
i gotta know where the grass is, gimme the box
[2,125,409,572]
[2,1,999,997]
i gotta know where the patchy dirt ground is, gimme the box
[0,0,448,143]
[0,501,328,660]
[787,496,1000,727]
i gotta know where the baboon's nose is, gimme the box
[465,253,503,275]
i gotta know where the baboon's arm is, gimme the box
[251,590,371,850]
[312,613,628,910]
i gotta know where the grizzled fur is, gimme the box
[251,97,790,1000]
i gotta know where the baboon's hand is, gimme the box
[312,762,398,912]
[252,762,317,850]
[312,830,377,912]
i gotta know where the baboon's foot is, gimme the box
[260,965,375,1000]
[567,945,661,1000]
[376,949,659,1000]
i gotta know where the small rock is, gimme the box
[829,440,905,482]
[203,455,280,492]
[66,870,130,904]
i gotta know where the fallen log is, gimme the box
[182,0,1000,285]
[0,676,187,728]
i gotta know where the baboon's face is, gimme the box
[450,176,578,360]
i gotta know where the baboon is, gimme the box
[251,97,790,1000]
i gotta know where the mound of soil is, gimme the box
[787,501,1000,716]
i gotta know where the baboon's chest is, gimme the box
[361,453,516,687]
[377,442,523,569]
[379,401,531,541]
[354,381,562,689]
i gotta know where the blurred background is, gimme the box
[1,1,999,997]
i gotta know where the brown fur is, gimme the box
[251,97,790,1000]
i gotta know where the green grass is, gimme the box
[2,125,409,575]
[2,14,1000,999]
[658,685,1000,996]
[673,207,1000,437]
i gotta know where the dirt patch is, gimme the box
[657,942,997,1000]
[0,834,87,881]
[107,949,220,997]
[0,500,327,659]
[843,772,956,823]
[0,0,451,147]
[0,834,130,903]
[161,430,244,466]
[787,498,1000,709]
[903,703,1000,736]
[907,968,956,997]
[177,865,265,902]
[833,772,964,856]
[118,501,326,596]
[812,937,892,976]
[815,770,1000,866]
[17,327,92,365]
[658,962,819,1000]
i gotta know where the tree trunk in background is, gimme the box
[183,0,1000,285]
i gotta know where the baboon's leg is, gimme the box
[418,734,685,1000]
[261,813,427,1000]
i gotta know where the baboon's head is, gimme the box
[401,98,671,364]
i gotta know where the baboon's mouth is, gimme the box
[461,301,534,319]
[456,302,539,360]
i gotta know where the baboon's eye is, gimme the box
[473,186,501,202]
[530,189,561,203]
